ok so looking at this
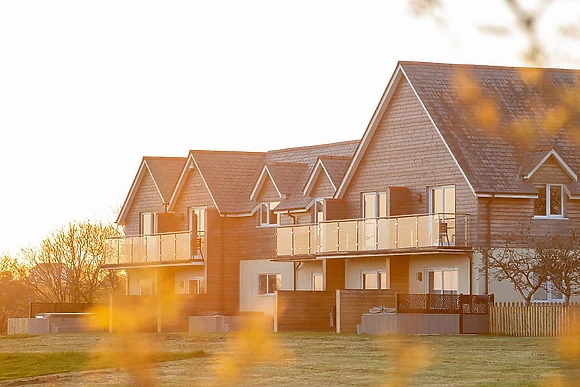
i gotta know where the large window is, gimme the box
[362,271,388,290]
[258,273,281,295]
[430,186,455,215]
[313,198,325,223]
[362,192,387,219]
[188,207,206,257]
[259,202,280,226]
[427,268,458,294]
[140,212,155,235]
[534,184,564,217]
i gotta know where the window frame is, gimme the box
[532,276,565,303]
[139,279,155,295]
[140,212,155,235]
[187,277,204,295]
[362,270,388,290]
[258,202,280,226]
[426,267,458,295]
[312,273,323,291]
[534,184,565,219]
[257,273,281,295]
[362,192,387,219]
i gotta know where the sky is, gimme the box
[1,0,580,256]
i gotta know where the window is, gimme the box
[140,279,155,295]
[140,212,155,235]
[188,207,206,257]
[313,198,325,223]
[534,184,564,217]
[258,273,281,295]
[313,273,323,291]
[362,271,388,289]
[430,186,455,216]
[427,268,458,294]
[259,202,280,226]
[362,192,387,219]
[188,278,204,295]
[362,192,387,250]
[533,276,565,303]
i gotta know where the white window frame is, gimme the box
[429,185,455,216]
[426,268,458,295]
[258,202,280,226]
[312,273,323,291]
[140,212,155,235]
[534,184,565,219]
[187,277,204,295]
[257,273,281,295]
[139,279,155,295]
[313,198,325,223]
[362,192,387,219]
[362,270,388,290]
[532,276,565,303]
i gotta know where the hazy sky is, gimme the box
[1,0,579,256]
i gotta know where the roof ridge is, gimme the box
[267,139,359,154]
[398,60,580,72]
[189,150,266,156]
[267,161,308,167]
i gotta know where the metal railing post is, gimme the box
[415,216,419,248]
[336,222,340,252]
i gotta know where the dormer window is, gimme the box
[259,202,280,226]
[534,184,564,218]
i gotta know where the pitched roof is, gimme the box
[338,61,580,197]
[117,156,186,224]
[240,141,359,213]
[169,150,265,213]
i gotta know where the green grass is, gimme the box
[1,332,580,385]
[0,350,207,381]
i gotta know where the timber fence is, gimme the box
[490,302,580,336]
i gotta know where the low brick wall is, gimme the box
[275,291,336,332]
[336,290,396,333]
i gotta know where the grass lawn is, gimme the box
[1,332,579,386]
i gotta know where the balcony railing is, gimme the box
[276,213,469,257]
[105,231,204,265]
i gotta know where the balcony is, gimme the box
[276,213,469,257]
[104,231,204,266]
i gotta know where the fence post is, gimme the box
[395,293,399,313]
[459,293,464,334]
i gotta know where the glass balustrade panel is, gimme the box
[377,218,396,250]
[175,232,191,260]
[358,219,377,251]
[293,226,311,255]
[319,222,338,253]
[160,234,176,261]
[132,236,146,263]
[338,220,358,252]
[147,236,161,262]
[417,215,435,247]
[397,217,417,248]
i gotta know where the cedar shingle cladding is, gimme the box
[342,77,476,229]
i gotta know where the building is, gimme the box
[103,61,580,331]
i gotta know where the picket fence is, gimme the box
[490,302,580,336]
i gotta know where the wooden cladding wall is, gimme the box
[336,290,397,333]
[275,291,336,332]
[341,79,478,244]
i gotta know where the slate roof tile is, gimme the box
[400,61,580,194]
[144,157,187,203]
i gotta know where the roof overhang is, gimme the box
[249,165,283,202]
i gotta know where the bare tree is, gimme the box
[536,227,580,306]
[480,224,549,306]
[0,256,37,333]
[19,220,123,303]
